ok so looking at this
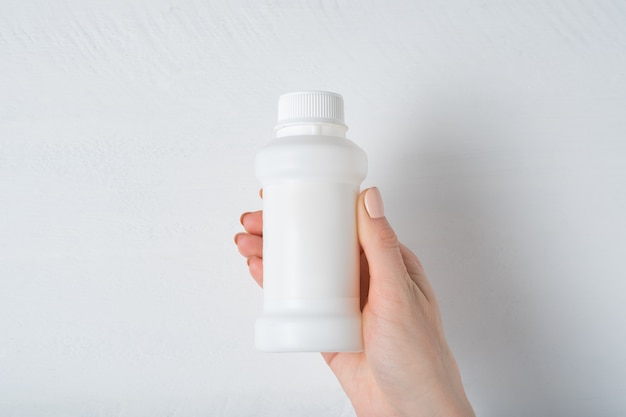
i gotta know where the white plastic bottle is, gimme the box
[255,91,368,352]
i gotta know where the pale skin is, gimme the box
[234,187,475,417]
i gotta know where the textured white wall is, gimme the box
[1,0,626,416]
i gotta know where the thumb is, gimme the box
[358,187,411,300]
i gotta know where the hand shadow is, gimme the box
[382,96,567,415]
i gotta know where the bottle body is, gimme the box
[255,134,367,352]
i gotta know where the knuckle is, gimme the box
[377,223,399,249]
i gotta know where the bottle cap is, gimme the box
[276,91,347,129]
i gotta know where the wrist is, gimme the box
[395,375,474,417]
[414,382,475,417]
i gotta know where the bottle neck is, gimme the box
[275,123,347,138]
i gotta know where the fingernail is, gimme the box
[240,212,249,225]
[364,187,385,219]
[234,233,244,245]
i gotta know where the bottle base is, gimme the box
[255,312,363,352]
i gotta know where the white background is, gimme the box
[1,1,626,416]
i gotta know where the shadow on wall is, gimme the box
[383,95,567,414]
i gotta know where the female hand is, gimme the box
[235,187,475,417]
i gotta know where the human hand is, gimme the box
[235,187,475,417]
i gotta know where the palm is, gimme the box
[322,317,395,416]
[323,255,434,417]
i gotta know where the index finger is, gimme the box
[241,210,263,236]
